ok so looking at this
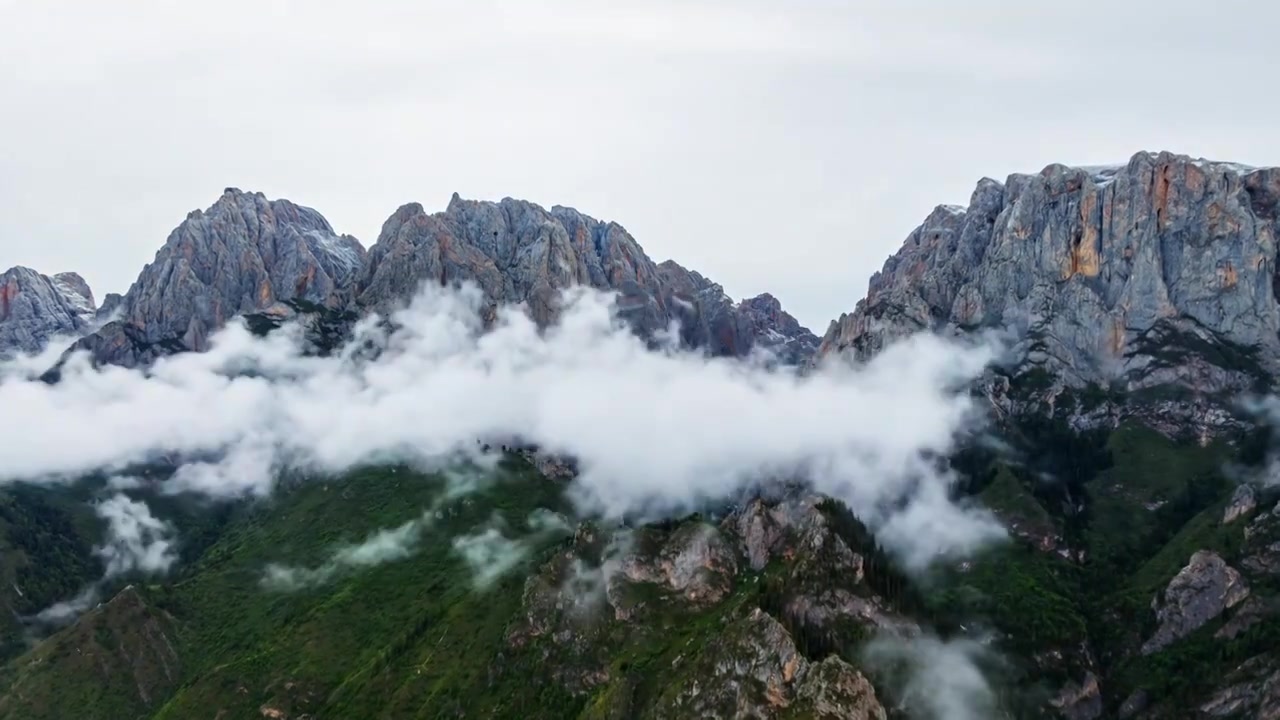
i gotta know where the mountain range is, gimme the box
[1,189,819,368]
[2,150,1279,719]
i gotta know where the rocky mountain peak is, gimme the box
[0,266,98,356]
[357,194,816,361]
[819,150,1280,406]
[52,191,813,368]
[50,273,94,313]
[76,190,367,366]
[738,292,820,363]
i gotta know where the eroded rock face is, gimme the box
[1241,500,1280,576]
[1050,671,1103,720]
[356,195,816,361]
[818,152,1280,399]
[656,608,886,720]
[791,655,888,720]
[724,496,917,643]
[621,523,738,606]
[1141,550,1250,655]
[1225,484,1260,525]
[725,498,793,572]
[77,189,365,366]
[1216,596,1275,640]
[95,292,124,321]
[1200,656,1280,719]
[0,266,97,356]
[737,292,821,364]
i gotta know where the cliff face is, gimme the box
[819,151,1280,400]
[0,267,96,356]
[77,189,366,366]
[356,194,817,359]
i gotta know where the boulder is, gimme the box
[1141,550,1249,655]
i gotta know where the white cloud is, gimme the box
[0,283,1003,569]
[94,493,177,577]
[452,527,530,591]
[0,333,82,380]
[262,515,425,592]
[33,586,100,625]
[28,492,175,625]
[559,528,633,617]
[862,632,998,720]
[261,465,548,591]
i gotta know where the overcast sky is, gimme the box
[3,0,1278,330]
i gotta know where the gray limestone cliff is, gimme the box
[818,151,1280,410]
[356,194,816,360]
[0,267,97,356]
[76,189,366,366]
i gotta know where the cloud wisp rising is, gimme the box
[32,493,177,625]
[862,632,999,720]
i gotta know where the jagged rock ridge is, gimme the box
[356,193,818,360]
[819,151,1280,401]
[64,190,813,366]
[0,267,97,356]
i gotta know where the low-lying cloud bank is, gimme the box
[0,283,1003,568]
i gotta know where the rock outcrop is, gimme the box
[1141,550,1250,655]
[738,292,822,364]
[76,189,366,366]
[356,194,816,360]
[1199,656,1280,719]
[819,152,1280,404]
[1225,484,1260,525]
[1050,671,1103,720]
[655,607,886,719]
[1241,500,1280,576]
[619,523,738,607]
[0,267,97,356]
[95,292,123,321]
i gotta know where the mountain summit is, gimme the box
[58,192,815,367]
[73,189,366,367]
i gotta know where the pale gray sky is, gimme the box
[2,0,1278,330]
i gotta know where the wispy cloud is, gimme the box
[30,492,176,625]
[452,526,531,591]
[260,468,485,591]
[862,632,998,720]
[262,516,426,591]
